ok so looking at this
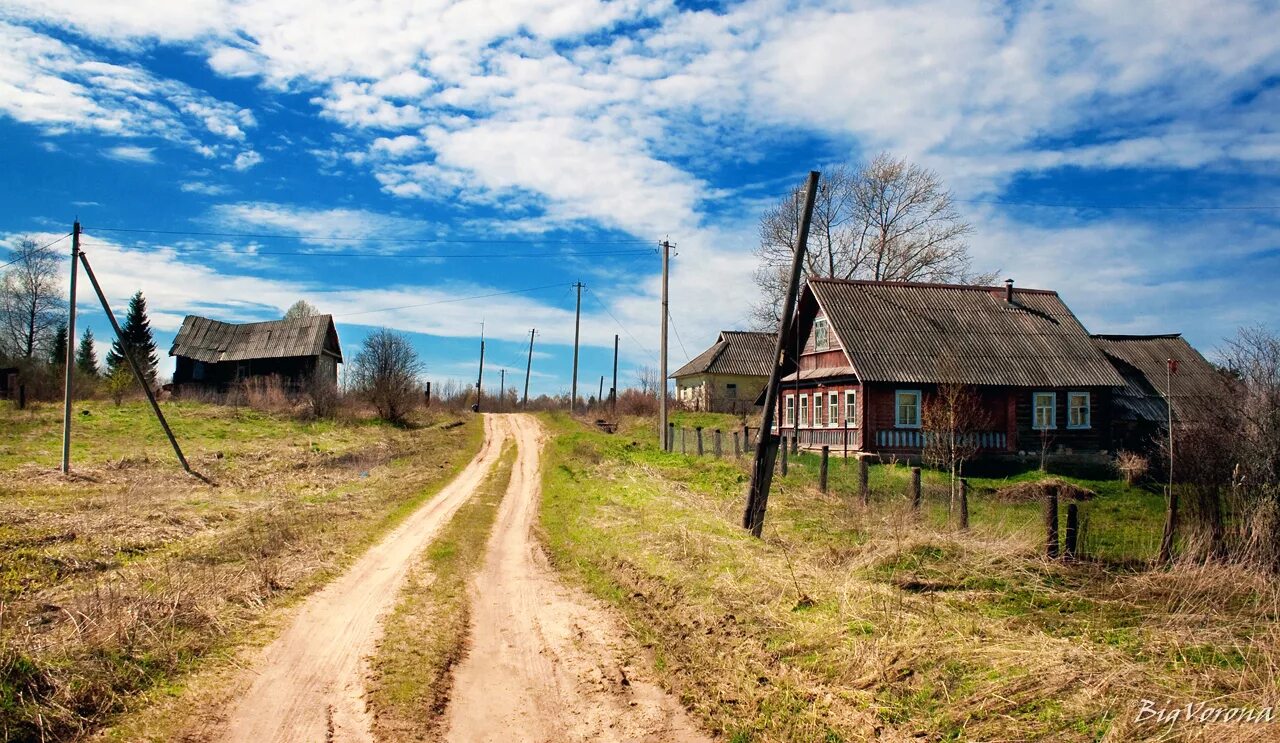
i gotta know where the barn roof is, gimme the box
[170,314,342,364]
[671,330,776,378]
[1091,334,1223,422]
[808,279,1126,388]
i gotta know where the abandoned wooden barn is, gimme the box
[169,314,342,393]
[671,330,775,414]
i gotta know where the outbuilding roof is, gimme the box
[170,314,342,364]
[807,279,1126,388]
[671,330,776,379]
[1091,334,1223,422]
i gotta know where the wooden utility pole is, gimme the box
[60,221,80,474]
[743,171,820,537]
[611,333,619,417]
[571,282,583,415]
[597,375,604,410]
[499,368,505,411]
[659,240,670,450]
[522,328,535,408]
[474,323,485,413]
[1159,358,1179,564]
[78,250,190,474]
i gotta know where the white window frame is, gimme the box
[827,392,839,427]
[895,390,922,429]
[799,394,809,427]
[725,383,738,399]
[784,395,795,426]
[1033,391,1057,430]
[814,317,829,351]
[1067,391,1091,429]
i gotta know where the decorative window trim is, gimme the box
[845,390,857,427]
[784,395,795,426]
[828,392,839,428]
[799,394,809,427]
[814,317,829,351]
[895,389,922,429]
[1067,391,1091,430]
[1032,391,1057,430]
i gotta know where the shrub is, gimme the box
[1114,451,1149,486]
[353,329,422,424]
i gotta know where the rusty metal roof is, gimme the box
[809,279,1125,388]
[671,330,775,378]
[1091,334,1223,422]
[170,314,342,364]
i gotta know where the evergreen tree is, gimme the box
[76,328,99,377]
[49,322,68,365]
[106,291,158,386]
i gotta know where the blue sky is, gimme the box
[2,0,1278,396]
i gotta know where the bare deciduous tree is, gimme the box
[635,364,661,397]
[353,329,423,424]
[1,237,65,359]
[752,154,993,326]
[283,300,319,321]
[922,374,993,522]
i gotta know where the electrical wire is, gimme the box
[84,225,654,244]
[77,241,655,261]
[667,308,691,362]
[0,233,73,270]
[585,286,652,356]
[333,281,571,319]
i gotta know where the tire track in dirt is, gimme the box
[217,415,511,743]
[443,414,710,743]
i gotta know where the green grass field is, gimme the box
[0,399,483,741]
[539,414,1279,742]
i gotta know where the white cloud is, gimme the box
[231,150,263,171]
[209,202,434,245]
[104,145,156,163]
[180,181,230,195]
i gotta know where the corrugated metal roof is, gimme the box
[1091,334,1223,422]
[169,314,342,364]
[809,279,1125,388]
[671,330,776,378]
[780,366,858,383]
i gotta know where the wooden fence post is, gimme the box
[680,427,687,455]
[667,422,675,451]
[17,385,26,411]
[1158,485,1178,565]
[742,424,750,453]
[1065,502,1078,559]
[910,467,921,511]
[819,446,830,493]
[696,427,704,456]
[791,434,799,455]
[714,429,722,458]
[781,438,789,476]
[733,430,741,458]
[859,457,869,506]
[1045,485,1060,559]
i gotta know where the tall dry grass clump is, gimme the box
[1114,450,1149,486]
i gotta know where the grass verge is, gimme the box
[367,441,515,741]
[0,400,483,741]
[539,413,1279,742]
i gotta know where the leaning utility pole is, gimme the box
[522,328,535,408]
[60,221,80,474]
[743,171,820,537]
[474,323,485,413]
[611,333,619,417]
[78,249,191,474]
[570,282,583,415]
[659,240,671,450]
[598,375,604,410]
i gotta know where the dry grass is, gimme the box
[0,400,483,741]
[367,442,515,741]
[539,414,1280,742]
[993,477,1098,502]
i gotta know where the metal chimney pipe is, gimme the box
[1005,278,1014,303]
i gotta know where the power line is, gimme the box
[77,241,655,261]
[954,198,1280,211]
[667,308,691,361]
[585,286,652,356]
[1,233,73,270]
[83,225,654,244]
[333,281,570,319]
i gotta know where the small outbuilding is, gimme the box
[170,314,342,393]
[671,330,775,414]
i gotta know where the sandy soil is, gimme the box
[442,414,710,743]
[216,416,509,743]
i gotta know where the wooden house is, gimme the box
[170,314,342,393]
[1091,333,1226,451]
[671,330,775,414]
[771,279,1129,457]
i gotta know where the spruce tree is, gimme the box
[106,291,159,386]
[76,328,99,377]
[49,323,68,365]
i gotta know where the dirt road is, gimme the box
[443,414,708,742]
[215,414,705,742]
[220,416,509,742]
